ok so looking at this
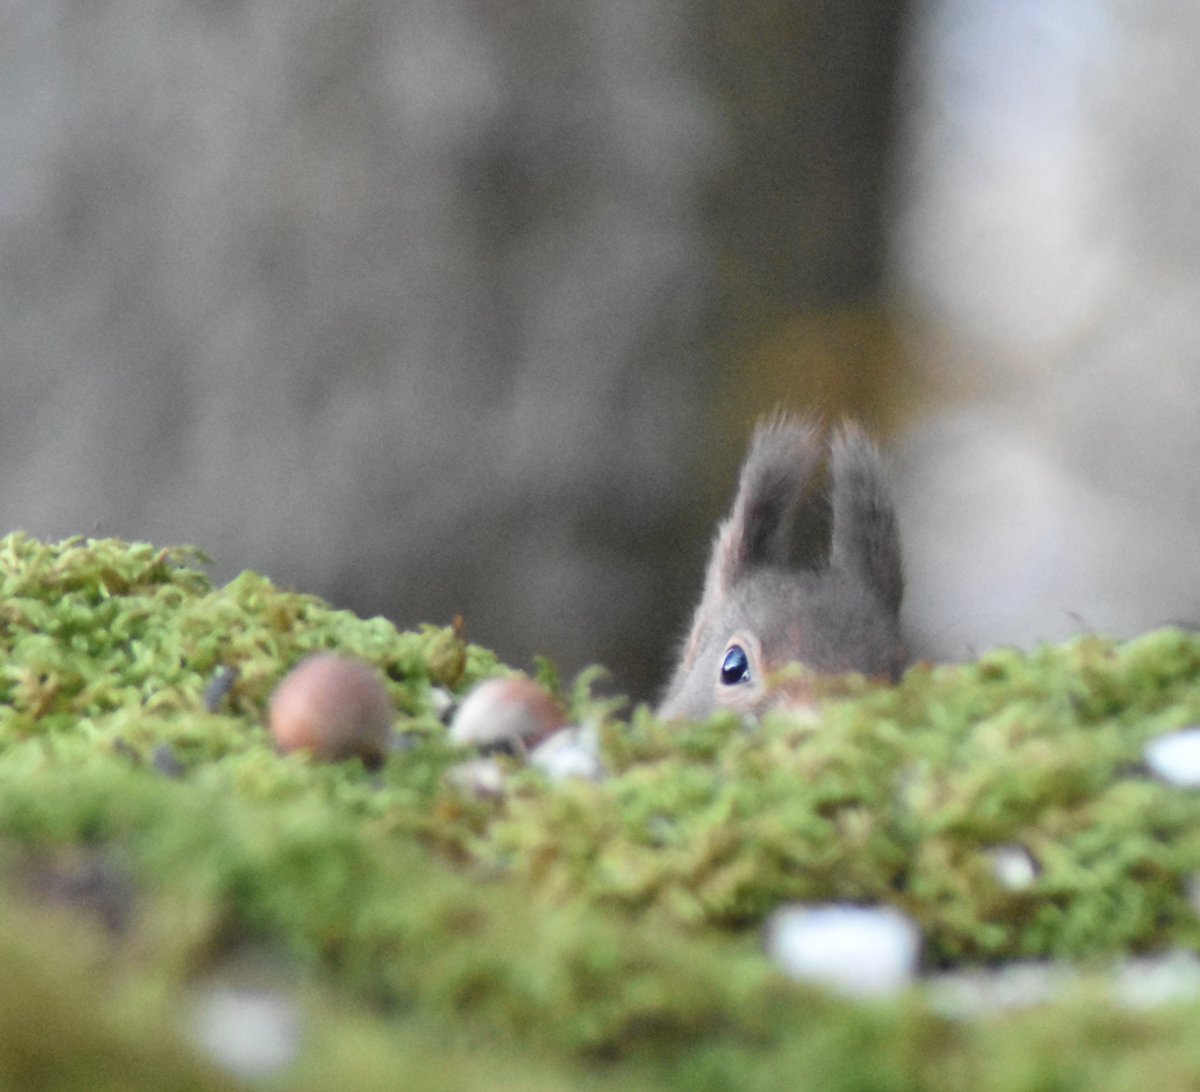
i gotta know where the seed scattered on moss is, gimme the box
[449,676,566,753]
[268,654,393,765]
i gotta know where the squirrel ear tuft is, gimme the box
[829,422,903,616]
[670,416,819,682]
[710,415,821,592]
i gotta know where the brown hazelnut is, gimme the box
[268,654,393,764]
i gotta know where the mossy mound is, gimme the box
[3,533,1200,1088]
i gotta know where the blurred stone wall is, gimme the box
[0,1,915,698]
[891,0,1200,660]
[0,1,718,696]
[696,0,914,465]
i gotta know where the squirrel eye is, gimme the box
[720,644,751,686]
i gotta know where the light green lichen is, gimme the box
[3,533,1200,1088]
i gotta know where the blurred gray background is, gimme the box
[3,1,1197,699]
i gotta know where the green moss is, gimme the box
[3,533,1200,1087]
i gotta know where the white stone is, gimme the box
[988,844,1038,889]
[764,904,921,998]
[427,686,455,720]
[925,962,1072,1019]
[445,757,508,798]
[529,724,606,782]
[188,985,301,1080]
[1113,951,1200,1009]
[1144,727,1200,786]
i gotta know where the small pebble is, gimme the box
[203,666,239,713]
[1185,873,1200,917]
[925,962,1071,1019]
[926,954,1200,1020]
[111,737,139,763]
[188,985,301,1080]
[1113,951,1200,1009]
[268,654,393,764]
[529,724,606,782]
[764,904,921,998]
[988,844,1038,890]
[448,676,567,752]
[152,743,186,779]
[1144,727,1200,786]
[26,851,136,936]
[388,730,423,754]
[428,685,456,724]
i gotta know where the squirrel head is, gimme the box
[658,416,906,721]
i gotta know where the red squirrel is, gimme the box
[658,415,906,719]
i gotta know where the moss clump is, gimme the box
[476,635,1200,964]
[3,533,1200,1087]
